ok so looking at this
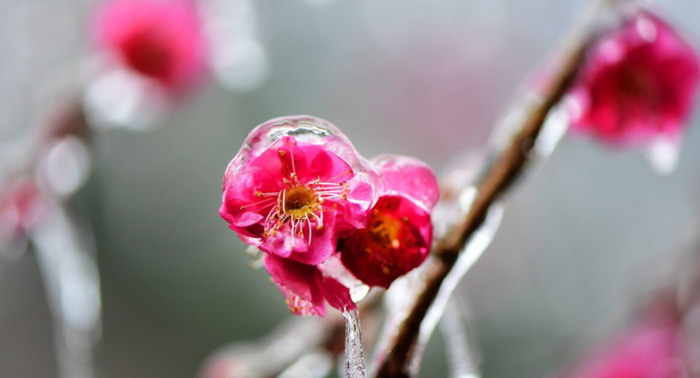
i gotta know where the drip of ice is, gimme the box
[31,202,101,378]
[440,297,481,378]
[344,308,366,378]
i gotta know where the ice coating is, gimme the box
[220,115,377,316]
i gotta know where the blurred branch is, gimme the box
[372,1,626,376]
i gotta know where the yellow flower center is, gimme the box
[283,186,319,219]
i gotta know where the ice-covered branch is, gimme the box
[373,1,630,376]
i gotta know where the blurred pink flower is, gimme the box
[340,155,438,289]
[563,320,687,378]
[0,179,45,241]
[92,0,207,92]
[567,11,700,145]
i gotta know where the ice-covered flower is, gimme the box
[567,11,700,145]
[340,155,438,289]
[92,0,208,92]
[220,116,378,266]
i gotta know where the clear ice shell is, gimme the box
[224,115,382,203]
[231,116,367,171]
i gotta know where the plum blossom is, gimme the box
[567,11,700,145]
[340,155,439,289]
[220,116,380,315]
[92,0,208,93]
[264,254,354,316]
[220,116,377,265]
[220,117,441,315]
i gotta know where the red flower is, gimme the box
[220,116,380,316]
[567,11,700,145]
[220,116,378,266]
[340,155,438,289]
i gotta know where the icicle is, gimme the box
[440,297,481,378]
[344,308,366,378]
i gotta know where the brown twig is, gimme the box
[372,3,621,377]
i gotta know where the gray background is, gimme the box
[2,0,700,377]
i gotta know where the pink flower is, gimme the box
[567,11,700,145]
[264,254,354,316]
[340,155,438,289]
[0,179,45,242]
[92,0,207,92]
[563,320,687,378]
[220,116,378,266]
[219,117,440,314]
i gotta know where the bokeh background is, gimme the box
[2,0,700,377]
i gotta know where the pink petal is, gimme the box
[372,154,439,210]
[263,254,326,317]
[321,276,356,312]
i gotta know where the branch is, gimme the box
[373,2,623,376]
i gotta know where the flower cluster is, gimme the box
[567,11,700,146]
[219,116,438,316]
